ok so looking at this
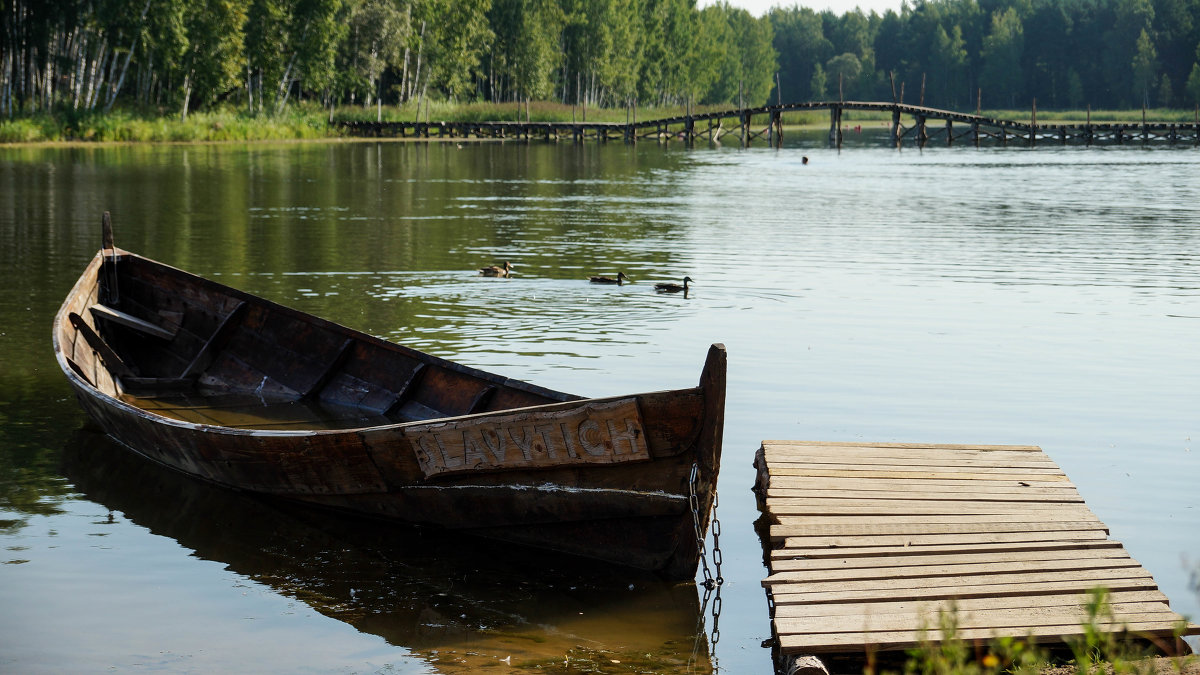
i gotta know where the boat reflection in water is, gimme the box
[61,429,715,673]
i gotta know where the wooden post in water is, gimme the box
[1030,98,1037,147]
[972,120,980,146]
[1142,104,1148,143]
[1086,105,1093,146]
[685,97,695,148]
[945,119,953,146]
[916,114,927,147]
[888,72,900,148]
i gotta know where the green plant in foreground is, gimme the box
[1064,588,1164,675]
[900,602,1047,675]
[896,589,1196,675]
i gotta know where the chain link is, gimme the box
[688,461,724,669]
[688,462,714,589]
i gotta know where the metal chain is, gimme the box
[688,462,724,669]
[710,490,723,587]
[689,462,714,589]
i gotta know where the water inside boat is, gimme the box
[119,391,404,431]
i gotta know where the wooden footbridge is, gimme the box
[754,440,1199,674]
[337,101,1200,148]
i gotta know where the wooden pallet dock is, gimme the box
[754,440,1199,670]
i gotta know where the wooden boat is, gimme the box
[53,215,725,580]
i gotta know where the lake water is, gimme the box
[1,135,1198,674]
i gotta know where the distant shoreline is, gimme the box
[3,103,1195,146]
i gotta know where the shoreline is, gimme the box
[4,103,1196,147]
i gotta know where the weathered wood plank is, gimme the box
[765,488,1083,502]
[89,303,177,340]
[763,557,1143,586]
[767,467,1072,482]
[780,530,1111,549]
[769,547,1135,571]
[772,591,1171,618]
[764,566,1154,592]
[771,521,1107,539]
[767,501,1099,517]
[768,506,1099,516]
[771,539,1125,560]
[778,621,1194,652]
[776,607,1183,635]
[761,445,1053,459]
[407,396,651,477]
[768,577,1162,606]
[762,451,1061,467]
[765,477,1077,492]
[761,440,1044,452]
[764,461,1067,475]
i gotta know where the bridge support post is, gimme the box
[916,115,927,148]
[891,107,901,147]
[829,106,842,148]
[946,119,953,146]
[972,121,980,146]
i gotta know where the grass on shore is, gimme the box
[2,101,1198,144]
[883,589,1196,675]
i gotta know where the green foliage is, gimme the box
[1187,63,1200,104]
[826,53,861,99]
[8,0,1200,127]
[901,603,1047,675]
[1132,29,1160,107]
[980,8,1025,108]
[0,117,61,143]
[810,64,827,101]
[0,107,333,143]
[895,588,1199,675]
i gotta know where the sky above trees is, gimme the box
[705,0,905,19]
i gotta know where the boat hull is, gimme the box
[54,233,724,579]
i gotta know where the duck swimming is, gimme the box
[654,276,693,293]
[479,261,514,277]
[589,272,630,285]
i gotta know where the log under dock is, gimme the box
[754,440,1199,671]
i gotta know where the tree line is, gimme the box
[2,0,1200,121]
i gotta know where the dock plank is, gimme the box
[769,547,1138,572]
[770,539,1124,560]
[768,578,1166,606]
[771,591,1172,617]
[765,488,1085,502]
[756,440,1200,659]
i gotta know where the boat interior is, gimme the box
[59,250,577,431]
